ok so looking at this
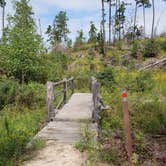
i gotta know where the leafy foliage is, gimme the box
[0,79,18,109]
[96,68,116,89]
[46,11,70,46]
[0,107,45,166]
[88,21,98,43]
[74,30,85,47]
[0,0,42,84]
[143,39,160,57]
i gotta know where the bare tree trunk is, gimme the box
[118,0,121,41]
[133,2,138,40]
[109,0,112,44]
[151,0,155,39]
[101,0,106,56]
[114,0,118,42]
[101,0,106,43]
[143,5,146,38]
[2,5,5,36]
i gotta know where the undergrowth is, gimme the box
[0,107,46,166]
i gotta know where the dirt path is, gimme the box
[23,141,86,166]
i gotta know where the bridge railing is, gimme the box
[47,77,74,121]
[91,77,108,137]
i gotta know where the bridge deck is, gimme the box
[37,93,96,144]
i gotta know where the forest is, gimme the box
[0,0,166,165]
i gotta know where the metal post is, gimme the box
[122,89,133,165]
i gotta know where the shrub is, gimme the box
[143,39,160,57]
[0,107,45,165]
[75,126,95,152]
[135,72,154,92]
[0,79,45,110]
[131,41,142,58]
[115,40,123,50]
[16,83,46,108]
[130,94,166,134]
[157,37,166,51]
[96,68,116,89]
[0,79,19,109]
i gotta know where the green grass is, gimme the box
[75,126,119,166]
[0,107,46,166]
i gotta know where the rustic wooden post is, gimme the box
[91,77,96,121]
[96,82,101,137]
[63,78,67,104]
[71,78,74,95]
[47,82,55,121]
[91,77,102,137]
[122,89,133,165]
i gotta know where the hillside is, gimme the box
[0,0,166,165]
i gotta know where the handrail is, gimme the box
[47,77,74,121]
[91,77,108,137]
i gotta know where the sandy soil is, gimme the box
[23,141,86,166]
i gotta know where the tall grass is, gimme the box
[0,107,46,166]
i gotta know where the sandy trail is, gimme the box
[24,141,86,166]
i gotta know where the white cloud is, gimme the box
[35,0,101,11]
[0,0,166,40]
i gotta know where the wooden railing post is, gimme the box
[71,78,74,95]
[91,77,102,137]
[47,82,55,121]
[63,78,67,104]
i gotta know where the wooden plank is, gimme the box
[55,93,93,122]
[36,121,96,144]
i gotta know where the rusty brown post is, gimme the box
[122,89,133,165]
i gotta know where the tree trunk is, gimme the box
[151,0,155,39]
[118,0,121,41]
[143,4,146,38]
[101,0,105,43]
[109,0,112,44]
[114,0,118,42]
[133,2,138,40]
[101,0,106,56]
[2,5,5,36]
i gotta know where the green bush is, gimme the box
[0,107,45,166]
[131,41,142,58]
[0,79,19,109]
[96,68,116,89]
[143,39,160,57]
[74,72,91,91]
[115,40,123,50]
[0,79,46,110]
[130,94,166,134]
[135,72,154,92]
[157,37,166,51]
[16,82,46,108]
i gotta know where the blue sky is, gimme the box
[1,0,166,43]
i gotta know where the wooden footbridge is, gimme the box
[37,77,106,144]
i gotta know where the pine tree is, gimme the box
[46,11,70,46]
[74,30,85,47]
[88,21,98,43]
[114,1,126,40]
[2,0,42,84]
